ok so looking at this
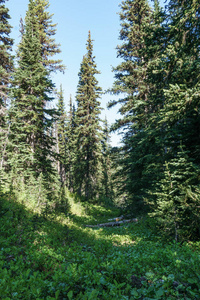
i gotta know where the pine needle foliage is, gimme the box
[0,0,13,173]
[150,149,200,241]
[74,31,103,200]
[31,0,65,73]
[0,0,13,106]
[8,0,56,181]
[65,95,76,192]
[110,0,200,240]
[56,85,67,185]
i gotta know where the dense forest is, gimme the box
[0,0,200,299]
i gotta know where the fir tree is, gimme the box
[8,0,56,180]
[0,0,13,107]
[101,117,114,200]
[56,85,67,185]
[150,149,200,241]
[160,0,200,163]
[33,0,65,73]
[126,0,169,212]
[74,31,103,200]
[109,0,152,130]
[150,0,200,239]
[65,95,76,192]
[0,0,13,171]
[109,0,154,211]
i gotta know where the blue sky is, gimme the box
[6,0,166,146]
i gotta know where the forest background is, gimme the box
[0,0,200,298]
[7,0,123,147]
[0,0,200,244]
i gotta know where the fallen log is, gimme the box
[108,214,131,221]
[85,218,138,228]
[108,216,124,221]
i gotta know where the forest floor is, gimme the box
[0,193,200,299]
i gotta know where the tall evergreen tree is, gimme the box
[0,0,13,171]
[8,0,56,180]
[74,31,103,200]
[101,117,114,200]
[109,0,152,131]
[0,0,13,108]
[150,0,200,239]
[56,85,67,185]
[65,95,76,192]
[109,0,154,212]
[33,0,65,73]
[109,0,200,238]
[125,0,169,212]
[150,149,200,240]
[160,0,200,162]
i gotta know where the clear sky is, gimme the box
[6,0,166,146]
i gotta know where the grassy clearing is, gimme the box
[0,192,200,299]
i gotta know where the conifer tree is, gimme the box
[0,0,13,171]
[56,85,67,185]
[109,0,153,211]
[74,31,103,200]
[126,0,169,212]
[33,0,65,73]
[101,117,113,200]
[110,0,200,238]
[150,0,200,239]
[150,149,200,240]
[109,0,152,130]
[65,95,76,192]
[8,0,56,180]
[0,0,13,107]
[160,0,200,163]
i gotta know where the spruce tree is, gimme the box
[109,0,152,130]
[150,149,200,241]
[33,0,65,73]
[56,85,67,185]
[101,117,114,200]
[109,0,154,212]
[150,0,200,239]
[74,31,103,200]
[160,0,200,163]
[110,0,200,238]
[8,0,56,180]
[0,0,13,171]
[0,0,13,108]
[65,95,76,192]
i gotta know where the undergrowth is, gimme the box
[0,190,200,299]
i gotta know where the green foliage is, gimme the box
[109,0,156,212]
[100,117,115,200]
[56,85,67,185]
[0,0,13,106]
[8,0,57,181]
[31,0,65,73]
[74,31,103,200]
[0,0,13,171]
[0,192,200,299]
[2,172,70,216]
[66,96,77,192]
[109,0,200,241]
[149,150,200,241]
